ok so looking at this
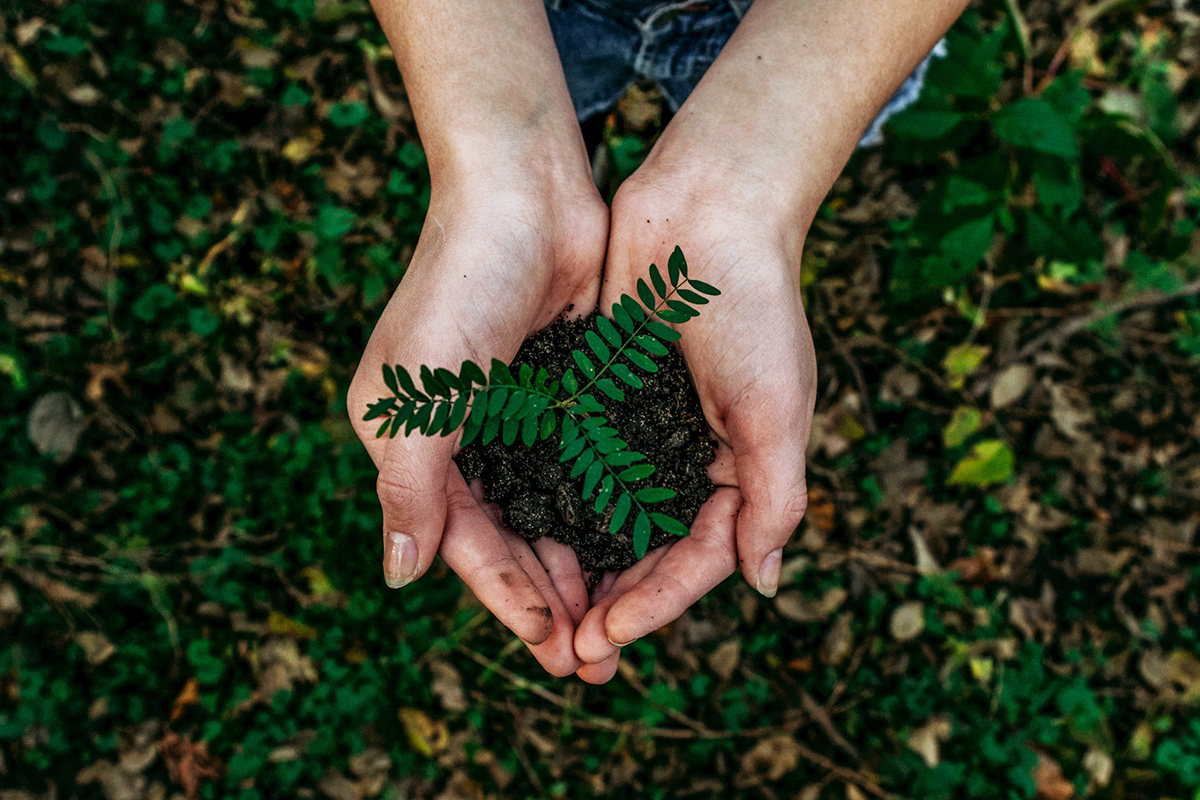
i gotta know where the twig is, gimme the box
[801,691,861,762]
[464,646,895,798]
[976,277,1200,396]
[821,322,878,435]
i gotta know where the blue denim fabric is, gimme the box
[544,0,945,147]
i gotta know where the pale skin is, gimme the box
[348,0,970,681]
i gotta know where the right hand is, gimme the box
[347,171,609,677]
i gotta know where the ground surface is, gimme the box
[2,1,1200,799]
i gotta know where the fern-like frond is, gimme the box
[366,246,719,558]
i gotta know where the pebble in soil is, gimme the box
[457,313,716,574]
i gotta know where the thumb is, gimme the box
[377,433,455,588]
[727,402,811,599]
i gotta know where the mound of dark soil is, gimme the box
[457,314,715,573]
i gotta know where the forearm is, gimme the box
[370,0,591,193]
[642,0,969,229]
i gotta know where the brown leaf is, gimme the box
[990,364,1034,409]
[171,678,201,721]
[1033,751,1074,800]
[805,486,836,534]
[159,733,221,800]
[707,639,741,681]
[0,582,22,628]
[820,613,854,666]
[775,587,847,623]
[430,661,468,713]
[735,735,802,787]
[75,631,116,665]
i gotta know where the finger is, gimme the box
[706,439,738,487]
[602,488,741,647]
[726,395,812,597]
[532,537,590,626]
[501,530,585,677]
[463,478,584,675]
[576,653,621,685]
[377,433,455,588]
[589,571,619,606]
[574,546,671,664]
[440,471,556,646]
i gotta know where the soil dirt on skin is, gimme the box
[457,314,716,573]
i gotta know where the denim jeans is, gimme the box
[544,0,945,147]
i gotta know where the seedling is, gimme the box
[364,247,719,558]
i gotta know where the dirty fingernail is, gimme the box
[383,531,418,589]
[756,548,783,598]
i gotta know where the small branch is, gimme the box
[975,277,1200,396]
[821,321,877,435]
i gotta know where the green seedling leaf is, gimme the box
[618,464,655,482]
[572,351,596,379]
[586,330,611,362]
[610,493,633,533]
[611,362,643,389]
[633,512,651,558]
[650,264,668,298]
[650,513,689,536]
[688,279,720,296]
[596,315,622,347]
[635,487,676,504]
[597,378,624,401]
[637,279,655,308]
[382,364,399,395]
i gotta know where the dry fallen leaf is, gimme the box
[707,638,742,681]
[28,392,85,463]
[399,707,448,758]
[907,716,953,767]
[159,733,221,800]
[775,587,848,623]
[171,678,201,721]
[1033,751,1075,800]
[889,602,925,642]
[430,660,468,713]
[735,734,802,787]
[75,631,116,665]
[990,364,1034,409]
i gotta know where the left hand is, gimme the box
[573,162,818,683]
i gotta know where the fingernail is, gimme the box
[607,634,639,648]
[756,548,783,598]
[383,531,418,589]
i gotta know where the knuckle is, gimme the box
[376,471,422,514]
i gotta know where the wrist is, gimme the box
[638,121,822,237]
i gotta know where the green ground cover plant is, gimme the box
[2,1,1199,799]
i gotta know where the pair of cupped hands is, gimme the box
[347,148,817,683]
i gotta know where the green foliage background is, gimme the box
[2,1,1199,798]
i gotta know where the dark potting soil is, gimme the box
[456,314,716,574]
